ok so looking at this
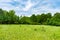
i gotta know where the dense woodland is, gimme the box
[0,9,60,26]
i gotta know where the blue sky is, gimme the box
[0,0,60,16]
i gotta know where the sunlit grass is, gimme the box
[0,25,60,40]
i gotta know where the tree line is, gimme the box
[0,9,60,26]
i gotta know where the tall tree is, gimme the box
[8,10,19,24]
[0,9,4,23]
[38,13,47,24]
[30,14,37,22]
[48,12,60,26]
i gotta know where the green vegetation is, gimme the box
[0,25,60,40]
[0,8,60,26]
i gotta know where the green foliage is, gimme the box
[30,14,37,22]
[48,12,60,26]
[38,13,47,24]
[0,8,60,26]
[20,16,31,24]
[0,9,19,24]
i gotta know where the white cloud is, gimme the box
[22,0,34,11]
[0,0,60,16]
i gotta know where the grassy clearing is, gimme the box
[0,25,60,40]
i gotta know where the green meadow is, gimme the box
[0,25,60,40]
